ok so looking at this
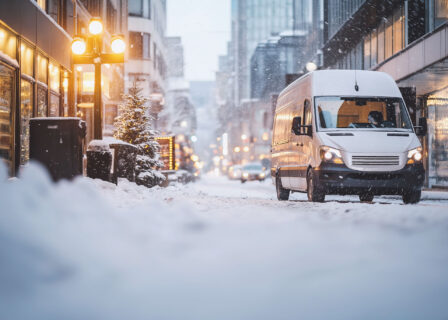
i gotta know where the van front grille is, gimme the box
[351,155,400,166]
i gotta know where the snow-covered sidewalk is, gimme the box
[1,163,448,320]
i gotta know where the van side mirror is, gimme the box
[415,117,427,136]
[292,116,302,135]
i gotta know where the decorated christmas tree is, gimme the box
[114,83,165,187]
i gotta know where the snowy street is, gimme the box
[1,163,448,320]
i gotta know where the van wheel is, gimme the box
[402,189,421,204]
[359,193,374,202]
[307,169,325,202]
[276,176,290,201]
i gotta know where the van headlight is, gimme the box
[320,146,344,164]
[243,172,249,178]
[259,172,266,178]
[407,147,423,164]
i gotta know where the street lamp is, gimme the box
[71,17,125,140]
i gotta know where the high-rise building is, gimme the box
[231,0,310,104]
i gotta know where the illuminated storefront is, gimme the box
[427,89,448,187]
[0,0,73,175]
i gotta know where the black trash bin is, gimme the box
[109,140,138,184]
[86,140,112,182]
[30,118,86,181]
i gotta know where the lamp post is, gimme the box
[71,18,125,140]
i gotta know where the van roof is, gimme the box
[282,70,403,98]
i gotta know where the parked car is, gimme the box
[271,70,426,204]
[241,163,266,183]
[228,165,243,180]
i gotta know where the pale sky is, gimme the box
[167,0,231,81]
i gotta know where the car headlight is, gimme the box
[243,172,249,178]
[259,172,266,178]
[407,147,423,164]
[320,146,344,164]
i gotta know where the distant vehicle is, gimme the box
[241,163,266,183]
[228,165,242,180]
[271,70,426,204]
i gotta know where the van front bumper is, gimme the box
[314,163,425,195]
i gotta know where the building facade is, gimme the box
[0,0,128,176]
[126,0,167,130]
[321,0,448,187]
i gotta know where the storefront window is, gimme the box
[37,85,48,117]
[20,42,34,77]
[393,7,404,54]
[363,34,371,69]
[0,25,17,61]
[49,92,60,117]
[385,17,393,59]
[435,0,448,28]
[377,22,385,64]
[427,89,448,187]
[0,64,15,174]
[49,62,60,92]
[37,54,48,84]
[370,30,378,67]
[20,80,33,165]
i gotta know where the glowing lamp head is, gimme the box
[111,35,125,54]
[71,37,86,55]
[89,18,103,35]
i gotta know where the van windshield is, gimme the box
[315,97,413,131]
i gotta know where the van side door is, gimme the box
[289,101,305,191]
[301,99,314,181]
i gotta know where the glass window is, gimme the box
[385,17,393,59]
[363,34,371,69]
[21,42,34,77]
[36,0,46,10]
[47,0,60,23]
[37,54,48,84]
[315,97,412,130]
[129,32,143,59]
[129,0,143,16]
[435,0,448,28]
[49,92,60,117]
[20,79,33,165]
[49,62,60,92]
[143,33,151,59]
[0,64,15,174]
[0,25,17,60]
[393,8,404,54]
[303,100,312,126]
[370,30,377,67]
[37,85,48,117]
[82,72,94,93]
[377,22,385,64]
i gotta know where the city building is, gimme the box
[231,0,310,104]
[320,0,448,187]
[0,0,128,176]
[126,0,167,130]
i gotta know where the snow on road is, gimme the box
[1,163,448,320]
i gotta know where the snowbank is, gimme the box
[0,163,448,320]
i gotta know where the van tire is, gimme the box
[402,189,421,204]
[276,176,290,201]
[307,169,325,202]
[359,193,374,202]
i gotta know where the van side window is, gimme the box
[303,100,312,126]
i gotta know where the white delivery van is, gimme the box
[271,70,427,204]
